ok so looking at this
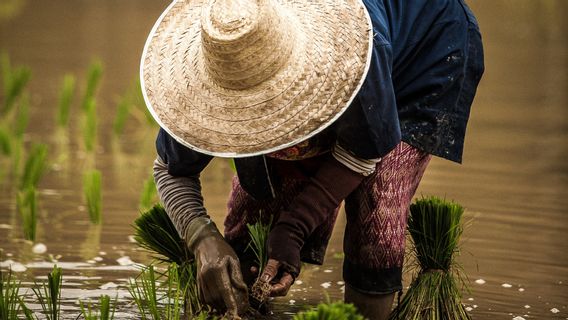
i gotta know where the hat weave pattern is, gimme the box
[141,0,372,157]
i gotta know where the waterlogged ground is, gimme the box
[1,0,567,319]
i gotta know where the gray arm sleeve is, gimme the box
[153,156,211,242]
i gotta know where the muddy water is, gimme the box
[0,0,567,319]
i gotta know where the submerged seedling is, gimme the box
[79,294,116,320]
[17,186,38,241]
[32,265,63,320]
[55,74,76,127]
[0,52,32,115]
[20,143,48,189]
[83,169,102,224]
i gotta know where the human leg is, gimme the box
[343,142,431,320]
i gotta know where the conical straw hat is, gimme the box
[141,0,373,157]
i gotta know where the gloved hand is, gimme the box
[186,217,249,317]
[262,154,366,295]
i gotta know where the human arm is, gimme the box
[153,156,249,316]
[260,145,380,296]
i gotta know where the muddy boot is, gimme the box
[344,285,395,320]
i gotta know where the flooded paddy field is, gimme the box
[1,0,567,318]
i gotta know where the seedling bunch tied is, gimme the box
[246,214,273,309]
[389,196,471,320]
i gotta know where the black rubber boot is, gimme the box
[344,285,395,320]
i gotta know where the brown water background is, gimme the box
[0,0,567,319]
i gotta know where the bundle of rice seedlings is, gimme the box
[17,186,37,241]
[133,204,204,316]
[293,300,364,320]
[389,196,471,320]
[79,295,116,320]
[83,98,98,152]
[246,214,273,308]
[55,74,76,127]
[32,265,63,320]
[83,169,102,224]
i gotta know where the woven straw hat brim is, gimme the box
[141,0,373,158]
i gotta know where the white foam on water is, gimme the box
[475,279,486,285]
[512,316,525,320]
[501,283,513,288]
[550,308,559,314]
[320,282,331,289]
[100,282,119,290]
[116,256,134,266]
[294,280,303,285]
[524,305,530,309]
[323,269,333,273]
[32,243,47,254]
[289,299,296,305]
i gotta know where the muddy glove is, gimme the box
[186,217,249,317]
[262,154,366,295]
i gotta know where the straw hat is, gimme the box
[141,0,373,157]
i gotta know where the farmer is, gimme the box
[140,0,484,319]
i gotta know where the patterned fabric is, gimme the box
[223,141,430,293]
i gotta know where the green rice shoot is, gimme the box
[17,186,37,241]
[20,143,48,189]
[79,295,116,320]
[112,95,130,136]
[0,52,32,115]
[0,125,11,156]
[0,266,27,320]
[293,300,364,320]
[55,74,76,127]
[13,92,29,139]
[246,213,272,274]
[138,174,158,212]
[32,265,63,320]
[389,196,471,320]
[83,169,102,224]
[81,60,103,111]
[83,98,98,152]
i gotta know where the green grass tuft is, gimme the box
[55,74,76,127]
[32,265,63,320]
[20,143,48,189]
[83,169,102,224]
[79,295,116,320]
[246,214,272,274]
[293,301,365,320]
[17,186,37,241]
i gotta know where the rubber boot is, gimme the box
[344,284,395,320]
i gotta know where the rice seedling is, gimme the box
[0,52,31,115]
[13,91,29,138]
[20,143,48,189]
[138,174,157,212]
[32,265,63,320]
[128,264,185,320]
[112,95,130,137]
[130,79,155,127]
[293,300,364,320]
[17,186,37,241]
[81,60,103,111]
[0,266,27,320]
[389,196,471,320]
[55,74,76,127]
[247,214,273,308]
[83,169,102,224]
[0,125,11,156]
[79,295,116,320]
[83,98,98,152]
